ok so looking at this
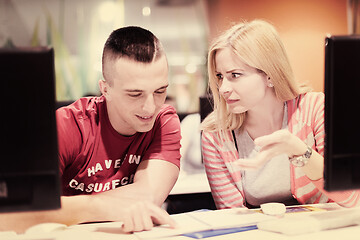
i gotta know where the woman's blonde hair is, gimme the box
[201,19,311,132]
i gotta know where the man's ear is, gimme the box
[99,79,110,99]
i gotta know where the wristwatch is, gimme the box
[289,145,312,167]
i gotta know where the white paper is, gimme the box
[134,208,275,239]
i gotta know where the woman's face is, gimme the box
[215,48,270,114]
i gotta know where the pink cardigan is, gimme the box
[201,92,360,209]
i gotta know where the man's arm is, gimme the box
[88,159,180,232]
[0,159,179,233]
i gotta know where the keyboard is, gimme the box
[257,207,360,235]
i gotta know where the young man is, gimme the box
[1,26,181,233]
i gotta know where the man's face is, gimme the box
[101,55,169,136]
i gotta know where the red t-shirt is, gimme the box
[56,96,181,196]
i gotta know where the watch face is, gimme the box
[290,157,306,167]
[290,146,312,167]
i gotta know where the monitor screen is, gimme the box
[199,95,213,123]
[0,47,61,212]
[324,35,360,191]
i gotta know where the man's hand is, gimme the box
[120,201,176,232]
[86,159,179,233]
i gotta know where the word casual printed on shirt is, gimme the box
[69,174,135,193]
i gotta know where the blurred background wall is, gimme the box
[1,0,358,113]
[206,0,350,93]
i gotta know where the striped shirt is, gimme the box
[201,92,360,209]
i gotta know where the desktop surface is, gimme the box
[6,203,360,240]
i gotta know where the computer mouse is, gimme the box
[260,202,286,216]
[25,222,67,235]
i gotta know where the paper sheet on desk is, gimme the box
[134,208,275,239]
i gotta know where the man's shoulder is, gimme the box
[150,104,181,135]
[155,104,179,121]
[158,104,177,114]
[56,96,105,119]
[56,96,106,136]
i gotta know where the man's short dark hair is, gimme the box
[102,26,165,83]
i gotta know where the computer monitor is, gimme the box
[324,35,360,191]
[199,94,213,123]
[0,47,61,212]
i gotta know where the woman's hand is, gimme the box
[234,129,308,170]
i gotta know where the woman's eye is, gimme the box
[231,73,241,78]
[216,73,223,80]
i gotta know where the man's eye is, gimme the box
[155,90,166,94]
[128,93,141,98]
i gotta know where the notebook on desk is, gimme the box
[257,206,360,235]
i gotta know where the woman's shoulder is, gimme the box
[201,128,233,144]
[286,92,325,127]
[299,92,324,109]
[287,92,324,110]
[301,91,324,100]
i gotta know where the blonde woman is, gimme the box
[201,19,360,209]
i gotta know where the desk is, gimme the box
[8,203,360,240]
[169,171,210,195]
[166,171,215,214]
[9,223,360,240]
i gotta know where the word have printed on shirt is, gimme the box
[87,154,141,177]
